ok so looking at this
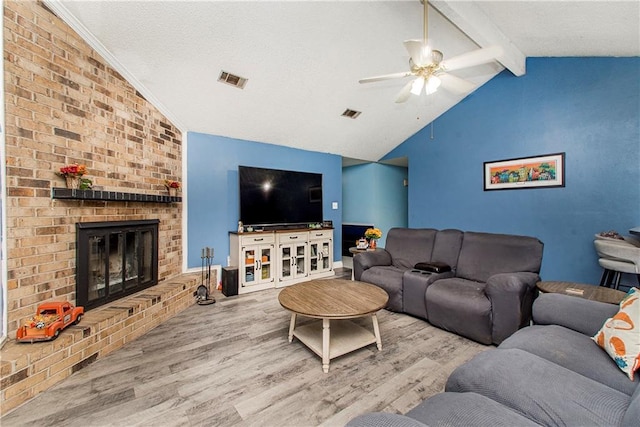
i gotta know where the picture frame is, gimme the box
[483,152,565,191]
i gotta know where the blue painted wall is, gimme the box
[187,132,342,269]
[343,163,408,247]
[384,57,640,285]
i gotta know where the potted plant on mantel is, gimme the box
[164,180,181,197]
[57,163,87,189]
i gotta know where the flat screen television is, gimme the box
[239,166,323,227]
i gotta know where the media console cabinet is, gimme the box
[229,228,334,294]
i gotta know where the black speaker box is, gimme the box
[222,267,239,297]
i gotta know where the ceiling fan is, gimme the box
[359,0,503,103]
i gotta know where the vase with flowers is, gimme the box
[164,179,181,196]
[364,227,382,249]
[57,163,87,189]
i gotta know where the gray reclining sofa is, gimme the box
[347,293,640,426]
[354,227,544,345]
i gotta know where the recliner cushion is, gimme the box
[430,229,464,271]
[406,392,540,427]
[500,324,639,395]
[456,232,543,283]
[622,381,640,426]
[446,348,631,427]
[346,413,428,427]
[385,228,437,270]
[425,278,492,344]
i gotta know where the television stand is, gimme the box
[229,228,334,294]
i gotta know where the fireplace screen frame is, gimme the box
[76,219,159,310]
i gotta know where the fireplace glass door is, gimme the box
[77,220,158,310]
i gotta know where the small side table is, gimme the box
[536,281,627,305]
[348,246,378,255]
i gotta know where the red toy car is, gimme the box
[16,301,84,342]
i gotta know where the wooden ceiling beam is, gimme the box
[430,0,527,76]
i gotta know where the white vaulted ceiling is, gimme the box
[46,1,639,162]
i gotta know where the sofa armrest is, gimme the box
[346,413,429,427]
[485,272,540,344]
[532,293,619,336]
[353,250,392,281]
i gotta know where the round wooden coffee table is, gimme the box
[278,278,389,373]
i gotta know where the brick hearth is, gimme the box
[1,273,204,414]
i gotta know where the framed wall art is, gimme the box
[484,152,565,191]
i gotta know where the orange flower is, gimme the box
[58,163,86,177]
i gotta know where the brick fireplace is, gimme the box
[1,1,196,413]
[76,220,159,310]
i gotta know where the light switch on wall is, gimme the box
[332,202,338,210]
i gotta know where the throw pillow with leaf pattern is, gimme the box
[593,287,640,380]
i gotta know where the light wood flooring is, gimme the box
[2,275,488,427]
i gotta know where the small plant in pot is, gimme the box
[364,227,383,249]
[57,163,87,189]
[164,179,181,196]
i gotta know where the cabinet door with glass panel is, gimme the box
[309,230,333,276]
[239,234,275,292]
[277,232,308,286]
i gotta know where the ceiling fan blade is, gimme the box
[359,71,412,84]
[440,45,503,72]
[395,79,415,103]
[438,73,476,94]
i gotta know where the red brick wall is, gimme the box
[3,0,184,336]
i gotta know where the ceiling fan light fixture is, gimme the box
[425,75,441,95]
[358,0,491,103]
[431,50,443,65]
[410,77,425,95]
[418,45,431,66]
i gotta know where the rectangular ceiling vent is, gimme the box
[218,71,248,89]
[341,109,362,119]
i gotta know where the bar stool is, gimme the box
[594,238,640,289]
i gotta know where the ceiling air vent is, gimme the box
[341,109,362,119]
[218,71,248,89]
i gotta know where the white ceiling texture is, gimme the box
[45,1,639,163]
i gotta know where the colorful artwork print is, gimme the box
[484,153,565,191]
[490,160,556,183]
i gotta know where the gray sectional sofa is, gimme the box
[353,227,544,345]
[347,293,640,426]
